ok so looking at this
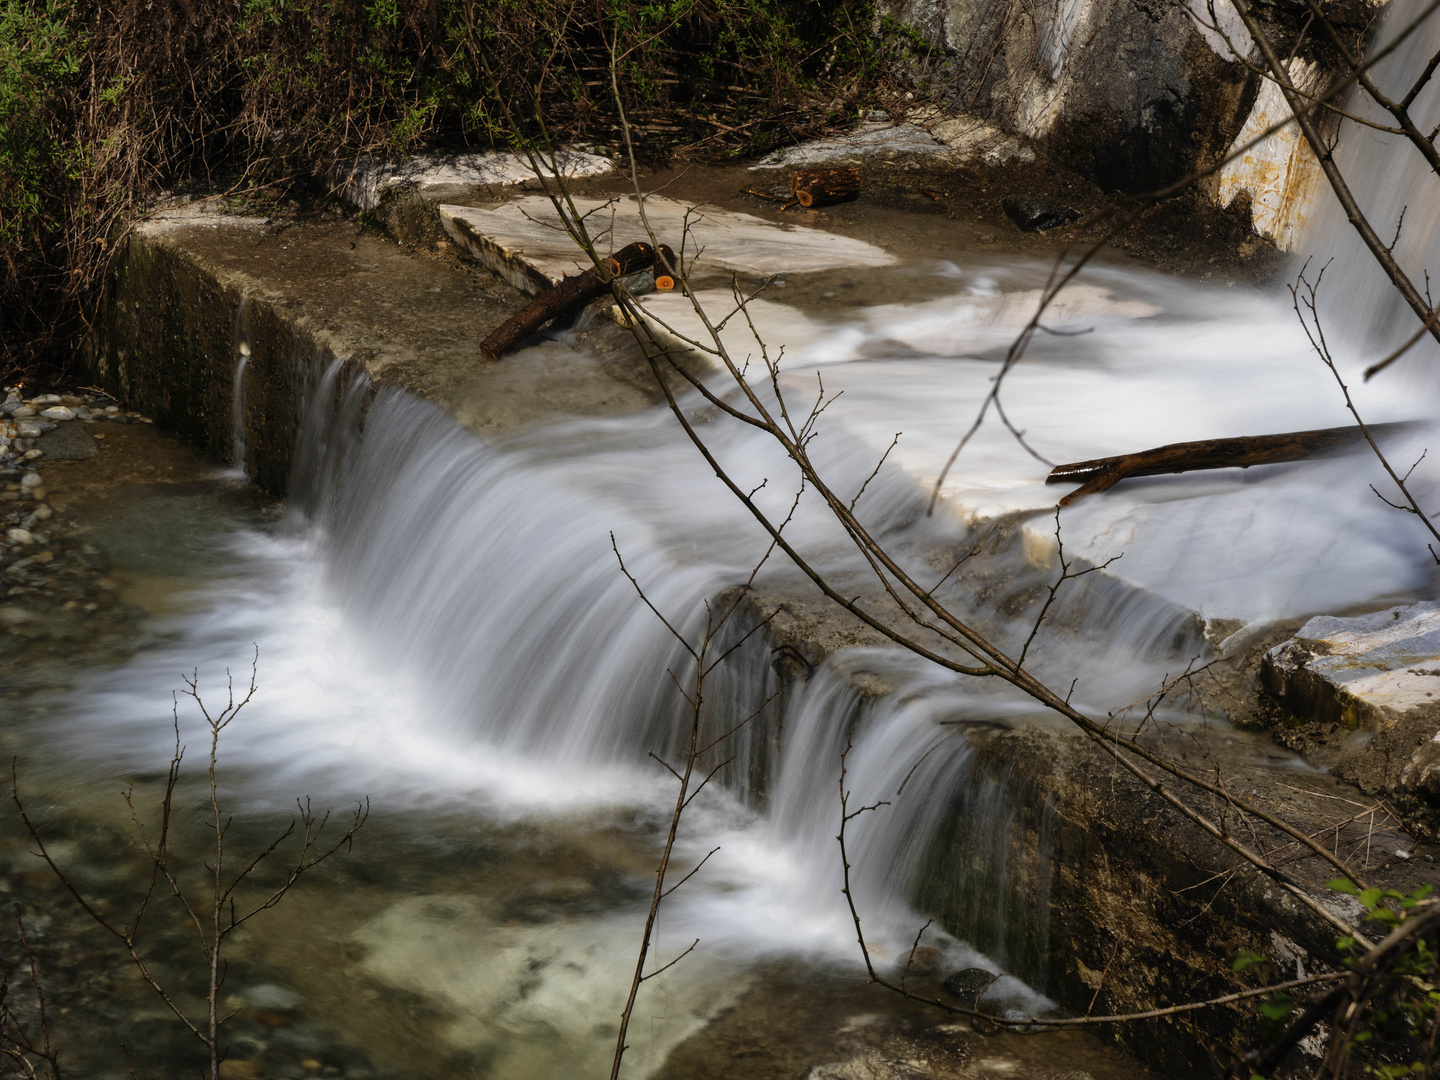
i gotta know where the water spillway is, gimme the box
[45,53,1440,1073]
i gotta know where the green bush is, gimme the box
[0,0,886,375]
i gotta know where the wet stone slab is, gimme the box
[1263,600,1440,825]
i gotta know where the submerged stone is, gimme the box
[942,967,999,1003]
[36,422,98,460]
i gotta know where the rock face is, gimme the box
[1263,601,1440,832]
[879,0,1259,193]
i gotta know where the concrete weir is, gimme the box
[83,205,670,493]
[83,188,1434,1078]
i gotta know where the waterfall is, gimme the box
[1298,0,1440,381]
[258,360,1203,983]
[59,340,1215,999]
[232,295,252,474]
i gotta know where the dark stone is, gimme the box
[942,966,998,1002]
[36,423,98,460]
[1002,198,1080,232]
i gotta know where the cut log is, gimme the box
[791,166,860,208]
[1047,422,1416,506]
[481,241,661,361]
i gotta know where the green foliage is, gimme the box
[1325,879,1439,1077]
[0,0,891,372]
[0,1,77,248]
[1233,948,1268,973]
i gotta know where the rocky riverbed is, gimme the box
[0,384,278,679]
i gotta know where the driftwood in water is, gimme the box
[481,242,667,361]
[1048,422,1414,506]
[791,166,860,208]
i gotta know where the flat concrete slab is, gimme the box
[438,195,897,294]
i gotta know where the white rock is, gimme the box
[5,528,33,545]
[39,407,73,421]
[10,406,34,418]
[19,473,41,489]
[29,505,51,520]
[15,422,40,438]
[31,394,60,406]
[22,450,41,460]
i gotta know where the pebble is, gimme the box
[39,406,73,421]
[31,394,60,406]
[29,505,51,520]
[73,406,91,419]
[5,528,33,545]
[19,473,42,489]
[22,450,41,460]
[10,406,34,418]
[16,423,42,439]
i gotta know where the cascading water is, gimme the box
[233,295,252,474]
[1299,0,1440,379]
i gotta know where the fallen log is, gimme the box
[1047,422,1416,506]
[791,166,860,208]
[481,242,670,361]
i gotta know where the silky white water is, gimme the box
[30,257,1395,1073]
[1300,0,1440,373]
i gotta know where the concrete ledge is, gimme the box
[82,209,669,493]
